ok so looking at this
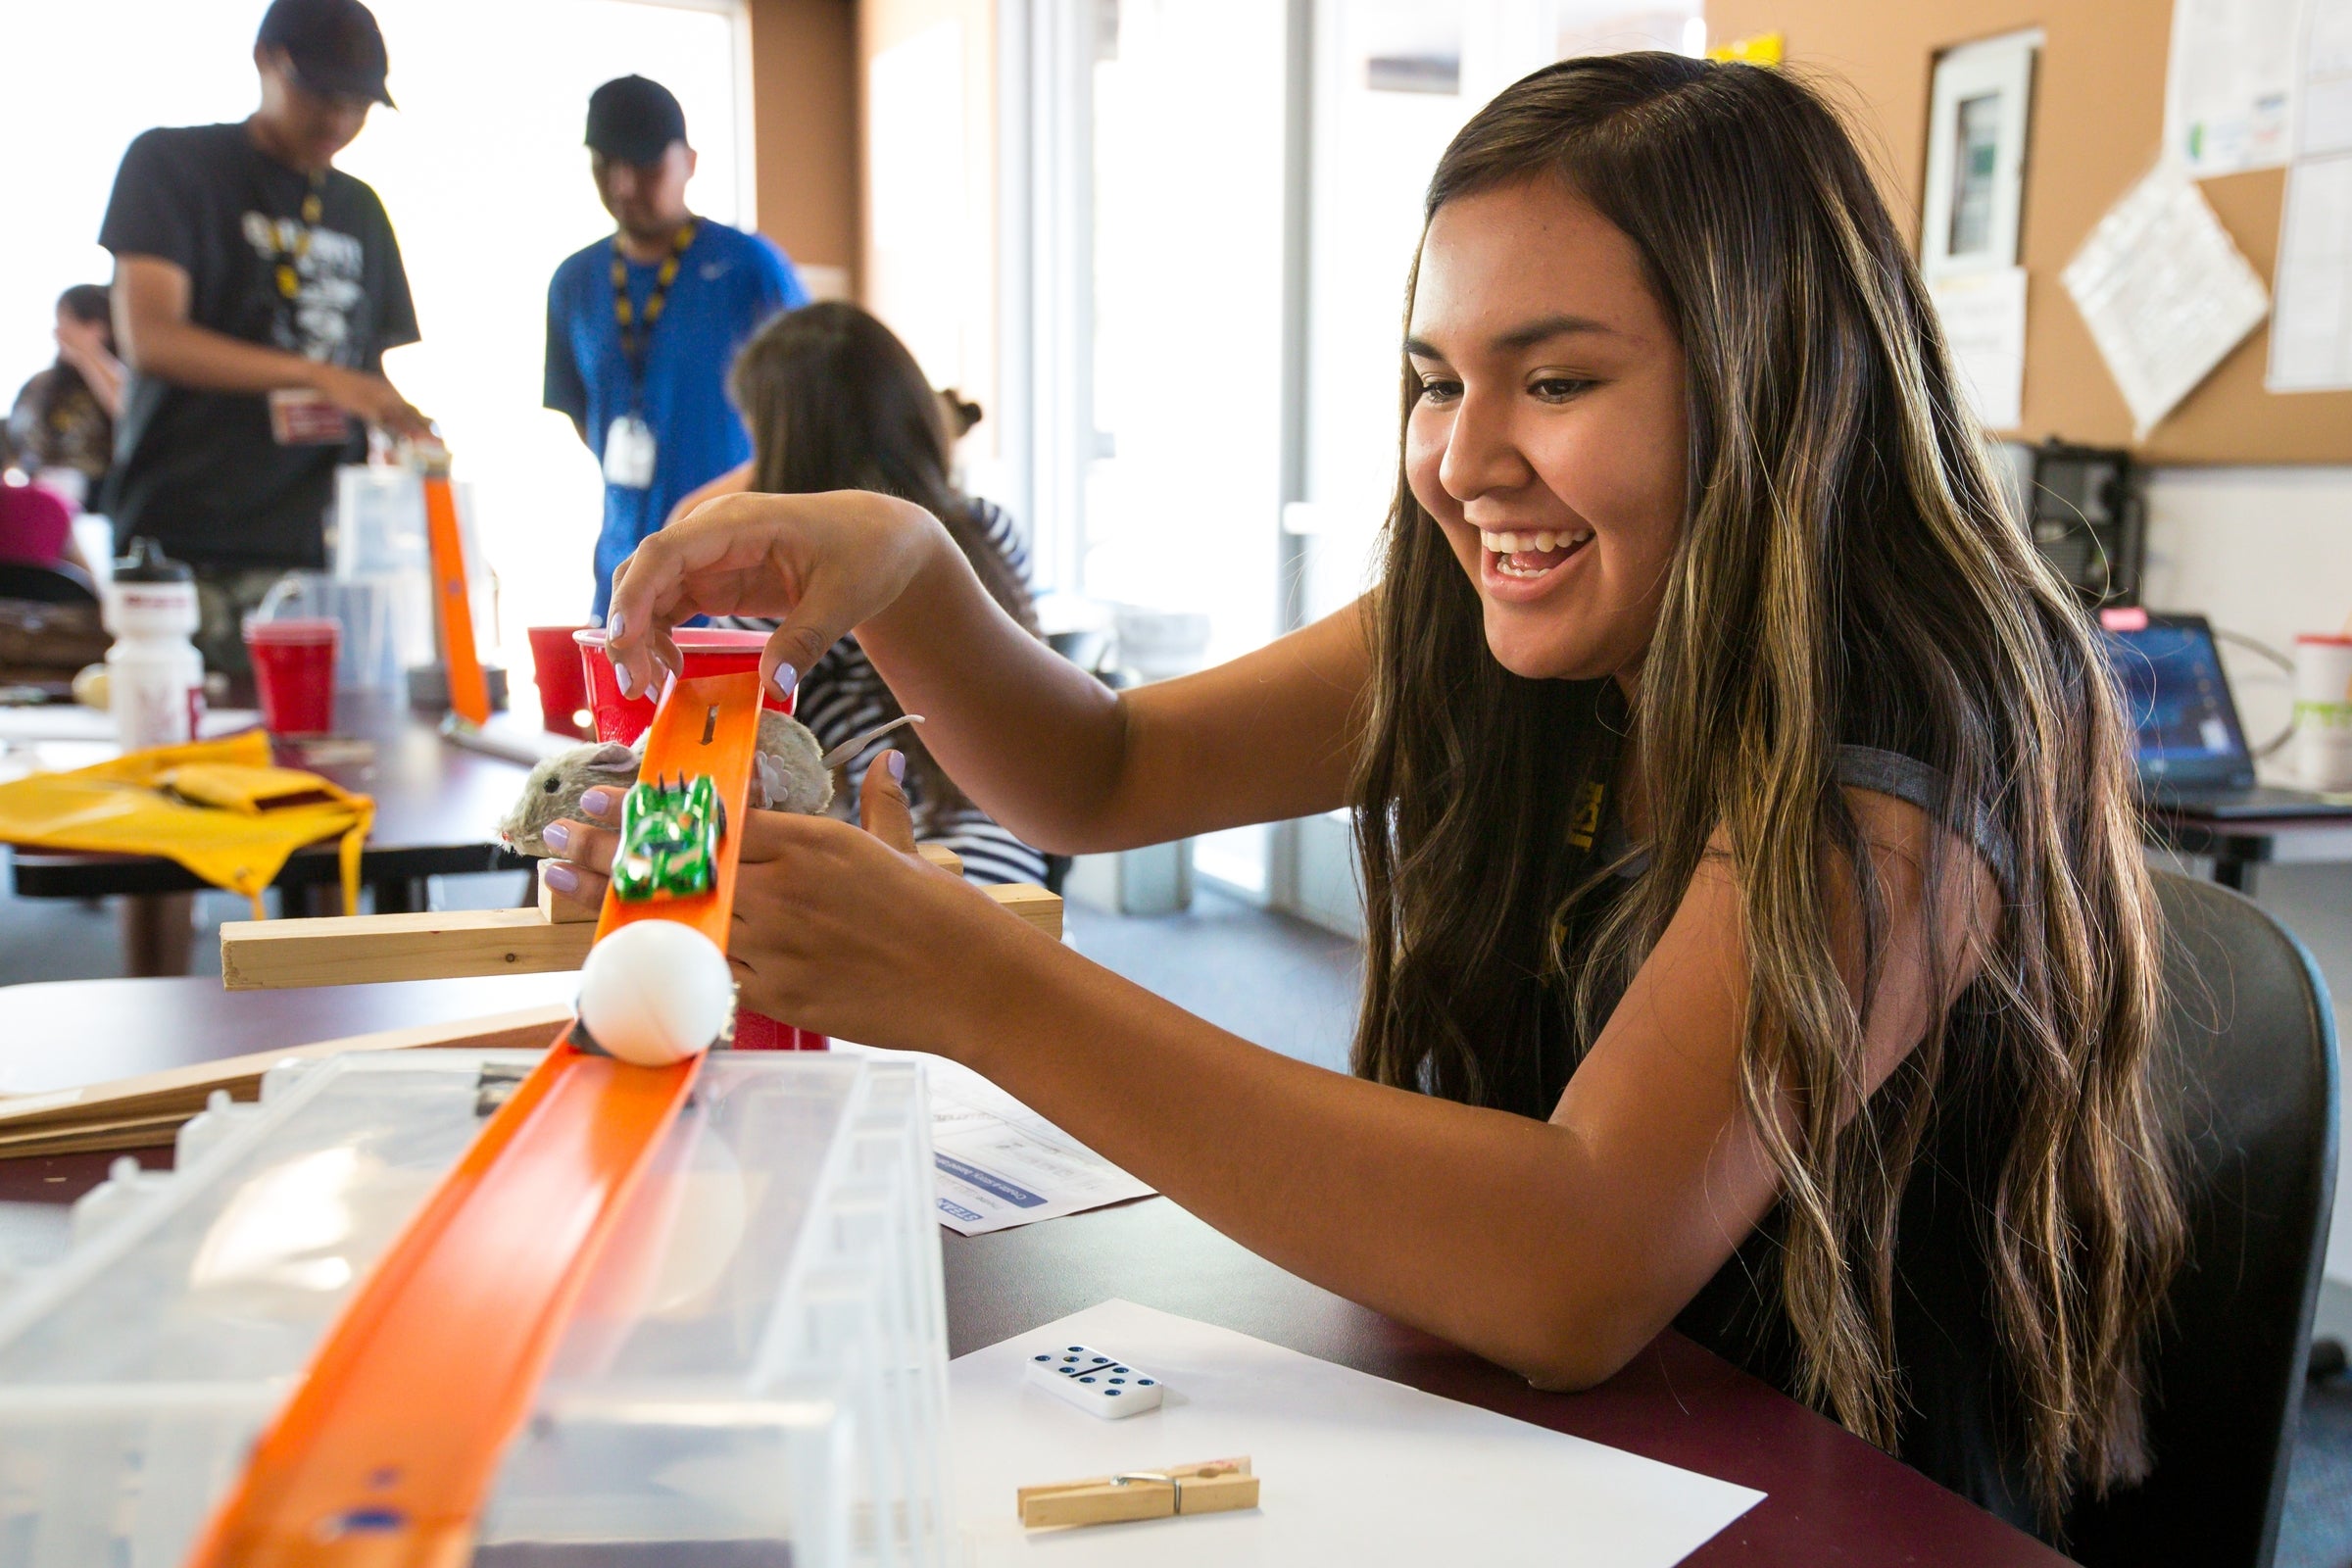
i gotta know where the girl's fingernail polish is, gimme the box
[771,662,799,701]
[582,788,615,816]
[614,662,636,697]
[543,862,578,895]
[885,750,906,783]
[608,611,628,642]
[541,821,571,855]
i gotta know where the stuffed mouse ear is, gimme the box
[583,741,641,777]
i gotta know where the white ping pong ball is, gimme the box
[576,921,735,1066]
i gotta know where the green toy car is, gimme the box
[612,773,726,902]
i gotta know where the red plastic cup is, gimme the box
[574,625,821,1050]
[245,617,340,736]
[572,626,793,744]
[527,625,595,739]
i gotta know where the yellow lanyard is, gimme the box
[272,175,327,303]
[611,220,698,388]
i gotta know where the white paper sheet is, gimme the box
[2272,154,2352,390]
[2270,0,2352,391]
[2061,166,2271,435]
[952,1299,1764,1567]
[849,1047,1155,1235]
[1930,266,2029,429]
[2165,0,2304,175]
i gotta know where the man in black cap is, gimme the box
[97,0,428,671]
[545,74,807,622]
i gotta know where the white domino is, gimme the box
[1024,1343,1165,1419]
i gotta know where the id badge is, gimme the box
[604,416,658,489]
[268,388,351,445]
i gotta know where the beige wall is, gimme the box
[857,0,999,430]
[749,0,859,296]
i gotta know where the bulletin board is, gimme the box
[1704,0,2352,464]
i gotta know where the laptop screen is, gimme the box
[2099,612,2254,790]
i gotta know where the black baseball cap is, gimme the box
[257,0,394,108]
[586,76,688,165]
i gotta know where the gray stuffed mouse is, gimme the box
[497,710,919,857]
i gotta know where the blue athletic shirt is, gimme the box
[543,220,807,617]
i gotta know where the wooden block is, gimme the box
[538,876,598,924]
[920,844,963,875]
[988,882,1063,940]
[220,907,597,991]
[0,1005,572,1155]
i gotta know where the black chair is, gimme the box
[0,559,100,605]
[2068,871,2339,1567]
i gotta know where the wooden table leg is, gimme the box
[117,892,196,977]
[2213,855,2258,895]
[370,876,430,914]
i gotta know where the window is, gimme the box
[1298,0,1700,624]
[0,0,753,665]
[1004,0,1698,918]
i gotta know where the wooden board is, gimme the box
[222,858,1061,990]
[0,1005,574,1156]
[1704,0,2352,464]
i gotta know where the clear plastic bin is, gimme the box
[0,1049,952,1568]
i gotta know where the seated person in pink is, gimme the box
[0,479,86,573]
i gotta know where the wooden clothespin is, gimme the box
[1016,1456,1258,1530]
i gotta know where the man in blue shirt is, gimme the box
[544,75,806,618]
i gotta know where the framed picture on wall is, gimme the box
[1921,28,2041,281]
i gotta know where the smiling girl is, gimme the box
[561,54,2181,1535]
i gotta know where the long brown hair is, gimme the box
[1350,54,2180,1521]
[730,302,1040,818]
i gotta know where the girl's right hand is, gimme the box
[603,489,946,704]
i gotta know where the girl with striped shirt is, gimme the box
[682,303,1049,887]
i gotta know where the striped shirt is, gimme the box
[722,499,1049,887]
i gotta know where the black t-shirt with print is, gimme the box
[98,122,419,567]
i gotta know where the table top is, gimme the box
[0,977,2061,1565]
[4,692,543,895]
[2147,803,2352,863]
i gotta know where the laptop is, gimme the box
[2099,609,2352,819]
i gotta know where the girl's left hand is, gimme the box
[537,752,1041,1054]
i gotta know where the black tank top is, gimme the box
[1533,745,2039,1534]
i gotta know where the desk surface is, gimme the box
[0,978,2061,1566]
[2148,804,2352,862]
[4,692,537,896]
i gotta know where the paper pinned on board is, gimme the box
[1929,266,2029,430]
[2163,0,2303,176]
[2269,0,2352,392]
[953,1298,1766,1567]
[846,1045,1156,1236]
[2060,166,2271,436]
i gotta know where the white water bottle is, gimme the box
[104,537,204,752]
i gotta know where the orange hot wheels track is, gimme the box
[421,468,490,730]
[181,673,761,1568]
